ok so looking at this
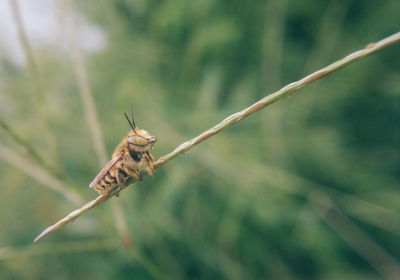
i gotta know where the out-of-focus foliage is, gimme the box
[0,0,399,279]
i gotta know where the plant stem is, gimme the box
[34,31,400,243]
[65,0,131,248]
[0,143,83,205]
[0,117,66,180]
[155,31,400,168]
[0,239,119,259]
[9,0,59,160]
[65,0,108,166]
[310,191,400,280]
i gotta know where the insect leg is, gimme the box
[144,151,154,177]
[115,168,122,185]
[124,159,142,181]
[114,168,125,197]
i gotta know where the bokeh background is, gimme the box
[0,0,399,279]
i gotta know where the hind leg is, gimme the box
[113,164,141,197]
[113,168,125,197]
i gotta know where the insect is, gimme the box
[89,105,157,197]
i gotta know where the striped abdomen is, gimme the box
[93,161,135,195]
[93,171,118,194]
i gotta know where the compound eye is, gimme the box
[128,136,148,146]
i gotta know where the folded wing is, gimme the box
[89,154,122,188]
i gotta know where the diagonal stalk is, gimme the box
[64,0,131,247]
[9,0,59,161]
[34,31,400,243]
[310,191,400,280]
[0,143,83,205]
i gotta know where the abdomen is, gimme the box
[93,172,118,194]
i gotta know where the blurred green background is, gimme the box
[0,0,399,279]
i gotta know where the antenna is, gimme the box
[130,104,136,129]
[124,113,136,132]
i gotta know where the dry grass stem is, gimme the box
[9,0,59,159]
[9,0,42,101]
[310,191,400,280]
[34,31,400,242]
[0,239,119,259]
[0,117,66,180]
[65,0,131,247]
[65,0,108,166]
[0,144,83,204]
